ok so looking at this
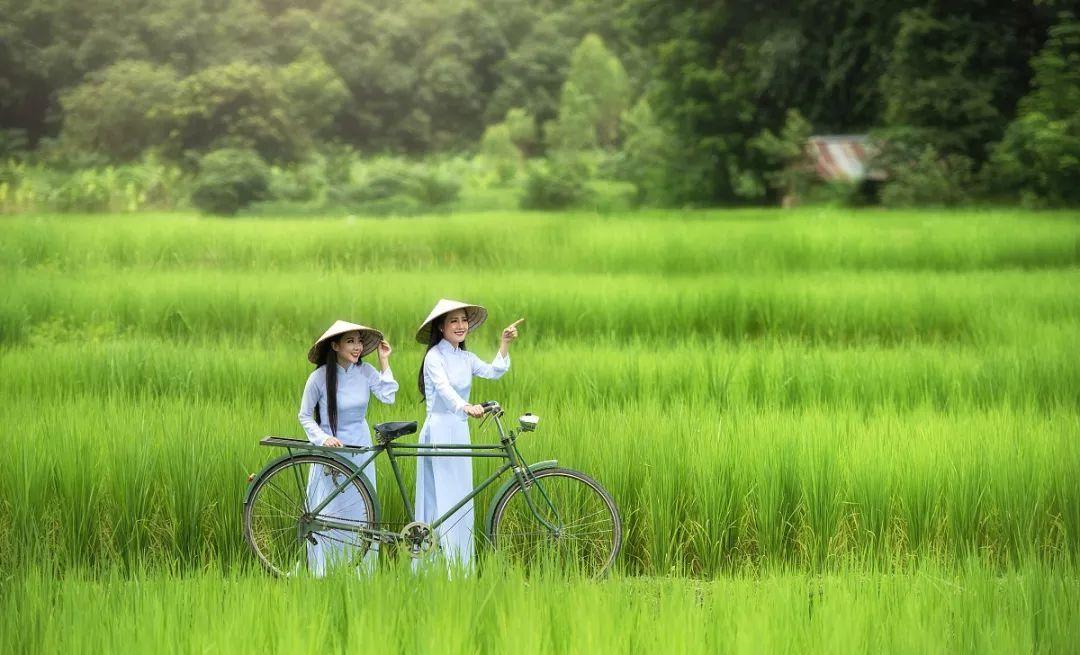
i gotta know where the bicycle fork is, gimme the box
[497,415,564,536]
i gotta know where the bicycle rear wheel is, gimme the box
[488,467,621,577]
[244,455,376,576]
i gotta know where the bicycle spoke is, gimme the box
[289,463,308,507]
[558,506,612,523]
[558,528,616,537]
[436,507,476,538]
[250,523,297,539]
[250,508,299,526]
[264,479,304,509]
[560,517,615,532]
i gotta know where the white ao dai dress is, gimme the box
[298,361,398,575]
[415,338,509,567]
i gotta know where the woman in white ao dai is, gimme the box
[414,299,524,568]
[297,320,397,576]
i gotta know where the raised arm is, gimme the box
[470,350,510,380]
[297,370,334,447]
[473,317,522,379]
[364,362,399,404]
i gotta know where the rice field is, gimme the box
[3,561,1078,654]
[1,208,1078,652]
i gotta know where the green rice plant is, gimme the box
[2,266,1078,350]
[3,210,1079,274]
[1,560,1077,654]
[3,328,1080,411]
[1,386,1075,575]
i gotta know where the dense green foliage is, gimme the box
[190,148,271,216]
[2,2,1077,209]
[0,158,189,213]
[989,17,1080,206]
[0,0,631,155]
[520,158,590,209]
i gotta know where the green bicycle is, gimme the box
[242,401,622,577]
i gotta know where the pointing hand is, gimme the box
[501,318,525,343]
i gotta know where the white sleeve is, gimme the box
[425,351,468,418]
[364,362,399,404]
[297,370,334,446]
[470,351,510,380]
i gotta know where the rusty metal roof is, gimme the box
[806,135,886,182]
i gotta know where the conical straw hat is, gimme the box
[307,320,384,364]
[415,298,488,344]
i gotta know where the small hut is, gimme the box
[803,134,885,183]
[781,134,885,206]
[805,134,886,183]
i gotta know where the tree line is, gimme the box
[0,0,1076,210]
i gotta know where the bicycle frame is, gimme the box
[289,410,561,543]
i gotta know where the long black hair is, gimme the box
[313,335,358,436]
[417,315,466,401]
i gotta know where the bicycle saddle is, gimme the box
[374,421,418,443]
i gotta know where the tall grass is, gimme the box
[0,210,1077,578]
[1,381,1075,575]
[2,561,1077,654]
[2,267,1078,348]
[4,336,1078,410]
[2,210,1079,273]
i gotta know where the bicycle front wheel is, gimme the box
[488,467,621,577]
[244,455,376,577]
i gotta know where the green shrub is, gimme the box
[413,167,462,207]
[191,148,270,216]
[0,129,29,160]
[799,181,867,208]
[750,109,816,204]
[879,146,975,207]
[331,170,418,207]
[613,99,681,206]
[479,123,521,184]
[328,159,460,215]
[267,162,324,203]
[50,169,112,212]
[0,158,190,213]
[505,108,538,156]
[584,179,638,213]
[519,159,590,210]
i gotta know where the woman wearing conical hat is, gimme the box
[298,320,398,575]
[414,299,524,569]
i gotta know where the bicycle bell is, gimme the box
[518,413,539,432]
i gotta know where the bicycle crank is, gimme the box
[400,521,438,559]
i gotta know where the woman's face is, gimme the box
[440,309,469,346]
[330,331,364,366]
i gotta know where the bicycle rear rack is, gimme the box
[259,436,376,453]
